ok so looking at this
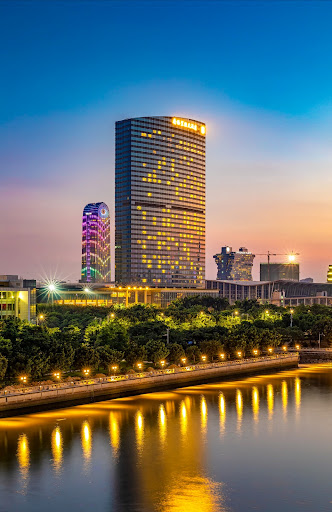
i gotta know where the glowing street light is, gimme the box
[282,345,288,351]
[181,357,187,365]
[201,355,207,363]
[83,369,90,377]
[137,362,143,370]
[111,365,118,374]
[20,375,27,384]
[237,351,242,358]
[253,349,259,356]
[53,372,61,380]
[295,344,300,351]
[219,353,225,360]
[160,360,166,368]
[268,347,273,354]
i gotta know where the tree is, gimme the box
[95,321,128,350]
[145,340,169,365]
[96,346,124,372]
[124,343,147,366]
[74,346,99,371]
[168,343,185,364]
[0,355,8,381]
[199,340,223,361]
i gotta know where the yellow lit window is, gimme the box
[137,205,141,210]
[141,133,147,137]
[147,192,152,197]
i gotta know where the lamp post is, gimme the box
[290,308,294,328]
[318,333,324,349]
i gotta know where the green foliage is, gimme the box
[0,354,8,381]
[167,343,185,364]
[124,343,147,366]
[199,340,223,361]
[145,340,169,364]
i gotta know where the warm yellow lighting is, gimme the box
[20,375,27,384]
[135,411,144,453]
[265,310,269,315]
[295,377,301,412]
[200,125,206,135]
[288,254,296,263]
[51,426,63,473]
[110,313,115,318]
[159,404,167,446]
[268,347,273,354]
[236,389,243,429]
[219,353,225,360]
[83,369,90,377]
[290,308,294,314]
[172,117,199,132]
[181,357,187,364]
[109,412,120,456]
[17,434,30,479]
[282,380,288,416]
[219,393,226,435]
[111,365,118,372]
[234,310,239,316]
[282,345,287,351]
[137,362,143,370]
[253,349,259,356]
[201,396,208,433]
[39,314,44,320]
[267,384,274,418]
[53,372,61,380]
[295,344,300,350]
[81,421,92,464]
[252,386,259,423]
[201,355,207,362]
[237,351,242,358]
[160,360,166,367]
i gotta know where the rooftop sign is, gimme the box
[172,117,206,135]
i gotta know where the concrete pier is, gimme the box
[0,354,298,417]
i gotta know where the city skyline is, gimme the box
[1,1,332,282]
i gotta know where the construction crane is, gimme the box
[255,251,300,281]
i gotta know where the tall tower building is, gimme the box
[214,246,255,281]
[115,116,206,287]
[81,202,111,283]
[327,265,332,283]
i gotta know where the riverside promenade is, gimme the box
[0,354,298,417]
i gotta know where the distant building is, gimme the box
[115,116,206,287]
[327,265,332,282]
[0,275,36,323]
[260,263,299,282]
[81,202,111,283]
[213,246,255,281]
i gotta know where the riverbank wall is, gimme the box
[299,349,332,364]
[0,355,298,418]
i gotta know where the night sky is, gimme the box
[1,0,332,282]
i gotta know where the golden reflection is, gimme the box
[267,384,274,419]
[236,389,243,431]
[219,393,226,436]
[51,426,63,473]
[109,412,120,456]
[160,474,224,512]
[282,380,288,418]
[81,420,92,464]
[159,404,167,447]
[200,396,208,434]
[135,411,144,454]
[180,400,187,438]
[17,433,30,481]
[295,377,301,413]
[252,386,259,423]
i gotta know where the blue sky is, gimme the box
[1,0,332,281]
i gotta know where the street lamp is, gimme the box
[237,351,242,358]
[137,362,143,370]
[111,365,118,375]
[290,308,294,328]
[201,355,207,363]
[53,371,61,380]
[282,345,287,352]
[267,347,273,354]
[160,360,166,368]
[83,369,90,378]
[181,357,187,366]
[20,375,27,385]
[295,344,300,351]
[219,353,225,360]
[253,349,259,356]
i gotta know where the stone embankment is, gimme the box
[297,348,332,364]
[0,354,298,418]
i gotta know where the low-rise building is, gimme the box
[0,275,36,323]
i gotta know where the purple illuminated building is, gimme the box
[81,202,111,283]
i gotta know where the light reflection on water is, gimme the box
[1,364,332,512]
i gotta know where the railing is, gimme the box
[0,354,296,400]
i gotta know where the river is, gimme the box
[1,364,332,512]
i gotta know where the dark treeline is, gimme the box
[0,297,331,384]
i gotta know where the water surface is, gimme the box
[1,364,332,512]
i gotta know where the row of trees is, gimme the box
[0,297,331,384]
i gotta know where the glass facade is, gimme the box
[115,116,206,287]
[213,246,255,281]
[260,263,299,282]
[81,202,111,283]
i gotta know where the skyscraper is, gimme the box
[327,265,332,282]
[81,202,111,283]
[115,116,206,287]
[213,246,255,281]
